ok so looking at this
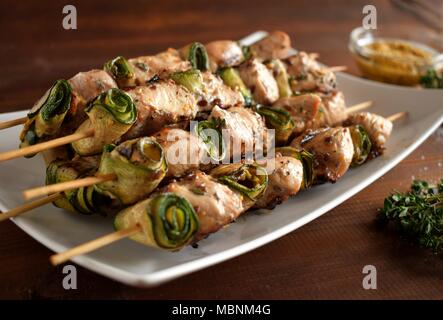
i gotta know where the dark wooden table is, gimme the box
[0,0,442,299]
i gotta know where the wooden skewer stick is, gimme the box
[50,224,142,266]
[23,173,116,201]
[328,66,347,72]
[346,101,373,114]
[0,193,62,222]
[0,129,94,162]
[0,116,27,130]
[387,111,408,123]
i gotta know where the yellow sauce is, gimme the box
[353,40,433,86]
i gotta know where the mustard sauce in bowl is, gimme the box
[349,27,441,86]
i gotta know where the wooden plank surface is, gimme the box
[0,0,442,299]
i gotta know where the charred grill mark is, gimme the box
[198,100,208,107]
[118,145,133,159]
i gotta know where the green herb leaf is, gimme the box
[378,178,443,253]
[420,69,443,89]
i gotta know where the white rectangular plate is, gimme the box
[1,31,442,287]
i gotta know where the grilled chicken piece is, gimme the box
[42,147,71,166]
[291,127,354,183]
[273,94,322,136]
[205,40,244,71]
[128,49,191,86]
[19,70,118,150]
[285,52,336,93]
[254,155,303,209]
[195,71,245,112]
[66,69,118,129]
[153,128,210,178]
[239,58,279,104]
[346,112,393,153]
[210,106,268,159]
[250,31,291,61]
[68,69,118,103]
[122,80,198,140]
[318,91,347,127]
[164,171,244,240]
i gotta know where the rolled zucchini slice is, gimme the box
[71,88,137,156]
[180,42,210,71]
[218,67,253,106]
[169,69,204,93]
[196,118,226,161]
[68,185,111,216]
[349,125,372,166]
[45,158,107,214]
[266,59,292,98]
[104,56,135,87]
[275,147,315,189]
[254,105,294,146]
[95,137,167,205]
[114,193,199,250]
[45,160,77,212]
[20,80,72,150]
[211,163,268,202]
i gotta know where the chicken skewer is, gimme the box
[0,70,245,161]
[0,59,257,162]
[105,31,291,88]
[50,157,306,265]
[4,110,405,222]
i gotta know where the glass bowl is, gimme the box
[349,26,443,86]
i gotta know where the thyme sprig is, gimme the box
[420,69,443,89]
[378,179,443,252]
